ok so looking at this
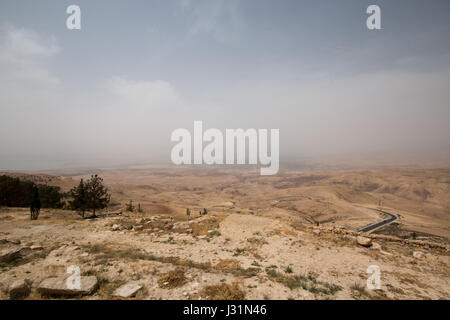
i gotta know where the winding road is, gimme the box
[240,195,398,233]
[358,208,398,233]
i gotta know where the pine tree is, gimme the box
[69,179,87,218]
[126,200,135,212]
[30,186,41,220]
[85,174,110,218]
[186,208,191,220]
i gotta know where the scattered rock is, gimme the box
[312,229,321,236]
[413,251,425,259]
[356,236,372,247]
[113,283,143,298]
[38,276,98,296]
[9,279,31,299]
[371,242,382,250]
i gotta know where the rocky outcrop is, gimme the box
[9,279,31,299]
[38,276,98,296]
[0,248,23,263]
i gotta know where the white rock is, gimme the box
[413,251,425,259]
[38,276,98,296]
[111,224,120,231]
[312,229,321,236]
[113,283,143,298]
[30,245,43,250]
[356,236,372,247]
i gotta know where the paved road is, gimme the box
[358,208,397,233]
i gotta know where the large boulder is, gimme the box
[38,276,98,296]
[356,236,372,247]
[113,283,143,298]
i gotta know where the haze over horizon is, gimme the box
[1,0,450,170]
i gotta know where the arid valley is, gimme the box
[0,167,449,300]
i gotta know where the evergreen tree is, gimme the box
[126,200,134,212]
[30,186,41,220]
[85,174,110,218]
[69,179,87,218]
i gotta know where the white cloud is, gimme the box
[0,27,60,87]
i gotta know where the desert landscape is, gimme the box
[0,167,449,300]
[1,0,449,310]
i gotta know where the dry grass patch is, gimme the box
[266,269,342,296]
[199,282,245,300]
[189,214,225,236]
[158,269,187,289]
[215,259,241,271]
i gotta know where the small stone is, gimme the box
[413,251,425,259]
[371,242,382,250]
[111,224,120,231]
[133,225,144,231]
[113,283,143,298]
[356,236,372,247]
[312,229,321,236]
[30,245,43,251]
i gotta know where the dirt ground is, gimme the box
[0,168,449,300]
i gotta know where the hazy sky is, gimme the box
[0,0,449,170]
